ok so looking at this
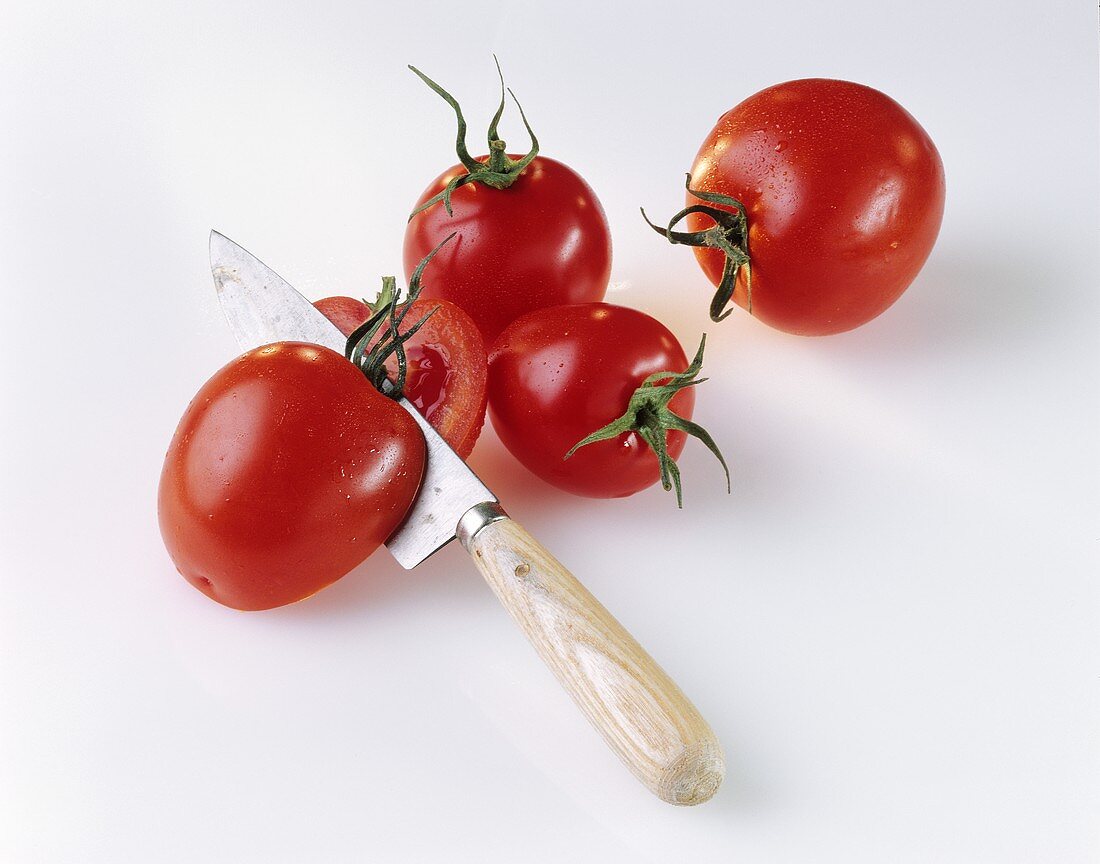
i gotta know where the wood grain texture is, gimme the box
[467,517,724,805]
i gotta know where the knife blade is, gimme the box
[210,229,496,568]
[208,230,724,805]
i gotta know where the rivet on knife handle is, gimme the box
[458,509,724,805]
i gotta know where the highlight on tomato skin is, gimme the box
[157,341,426,611]
[487,302,726,502]
[404,155,613,343]
[314,295,488,458]
[654,77,945,336]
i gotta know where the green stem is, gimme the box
[408,56,539,220]
[344,234,455,398]
[564,335,730,508]
[642,175,753,322]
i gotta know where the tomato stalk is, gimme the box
[407,56,539,219]
[345,234,455,398]
[642,175,753,322]
[564,335,730,508]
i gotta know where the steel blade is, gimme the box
[209,230,496,568]
[210,229,346,354]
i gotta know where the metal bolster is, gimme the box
[456,501,509,552]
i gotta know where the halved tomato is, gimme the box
[315,295,487,458]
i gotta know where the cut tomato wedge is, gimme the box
[315,295,487,458]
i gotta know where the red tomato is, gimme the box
[314,295,487,458]
[404,155,612,342]
[665,78,944,335]
[158,342,425,611]
[488,303,726,502]
[312,295,369,339]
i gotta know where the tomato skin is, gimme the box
[314,296,488,458]
[313,296,370,341]
[688,78,945,335]
[158,342,425,611]
[487,303,694,498]
[404,155,612,342]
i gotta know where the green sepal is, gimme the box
[408,56,539,220]
[642,174,753,322]
[564,335,730,508]
[344,233,454,398]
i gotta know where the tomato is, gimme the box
[314,294,487,458]
[402,62,611,342]
[158,342,425,611]
[405,155,612,342]
[654,78,945,336]
[487,303,727,504]
[312,295,370,339]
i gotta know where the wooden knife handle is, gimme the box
[460,510,724,805]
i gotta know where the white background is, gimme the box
[2,1,1097,861]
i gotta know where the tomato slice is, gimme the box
[315,296,487,458]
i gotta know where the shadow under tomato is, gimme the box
[465,425,578,518]
[265,539,486,624]
[632,238,1057,363]
[816,243,1060,364]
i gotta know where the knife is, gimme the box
[209,230,724,805]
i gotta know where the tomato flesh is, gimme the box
[404,155,612,342]
[314,296,487,458]
[158,342,426,610]
[688,78,945,335]
[488,303,694,498]
[403,341,452,418]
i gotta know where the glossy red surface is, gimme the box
[488,303,694,498]
[403,342,451,418]
[157,342,426,610]
[404,155,612,342]
[688,78,945,335]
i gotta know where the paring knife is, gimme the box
[209,230,724,806]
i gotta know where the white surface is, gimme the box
[1,1,1097,861]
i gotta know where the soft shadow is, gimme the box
[625,240,1057,364]
[820,242,1056,363]
[466,428,577,515]
[260,542,472,624]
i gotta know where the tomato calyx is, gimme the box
[564,335,730,508]
[407,56,539,219]
[345,234,454,398]
[642,175,753,322]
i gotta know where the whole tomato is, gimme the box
[488,303,727,504]
[158,342,425,611]
[650,78,945,335]
[403,62,611,342]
